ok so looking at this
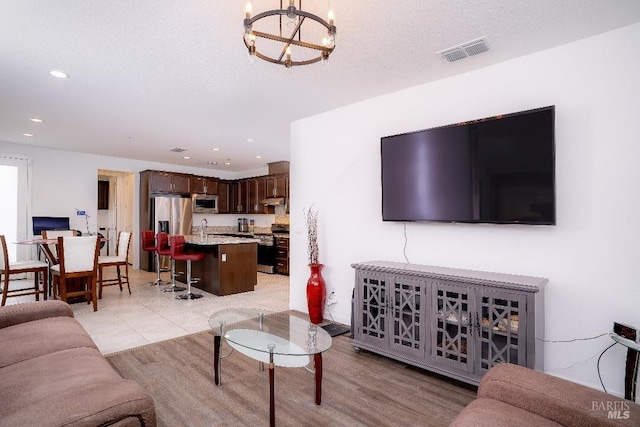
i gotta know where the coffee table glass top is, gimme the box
[209,309,332,365]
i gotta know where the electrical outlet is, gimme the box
[327,291,337,305]
[221,253,227,262]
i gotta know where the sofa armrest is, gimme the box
[478,363,640,426]
[0,300,73,329]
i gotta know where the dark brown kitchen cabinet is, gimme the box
[98,181,109,210]
[149,171,191,195]
[247,177,267,214]
[232,180,248,213]
[265,174,288,198]
[217,181,230,213]
[191,177,218,195]
[275,236,289,275]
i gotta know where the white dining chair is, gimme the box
[51,236,100,311]
[0,235,49,306]
[98,231,132,299]
[41,229,78,265]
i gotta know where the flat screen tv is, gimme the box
[381,106,555,225]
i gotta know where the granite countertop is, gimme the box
[184,235,260,246]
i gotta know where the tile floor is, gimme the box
[5,268,290,355]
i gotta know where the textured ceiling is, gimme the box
[1,1,639,171]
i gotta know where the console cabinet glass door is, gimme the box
[355,272,388,348]
[477,290,527,374]
[432,280,474,373]
[390,277,427,360]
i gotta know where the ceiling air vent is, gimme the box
[170,147,187,153]
[437,37,491,63]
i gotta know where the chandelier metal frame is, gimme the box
[244,1,336,68]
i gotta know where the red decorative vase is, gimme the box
[306,264,326,324]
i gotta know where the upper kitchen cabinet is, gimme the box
[217,181,230,213]
[247,177,267,214]
[147,171,191,195]
[191,177,218,195]
[232,180,248,214]
[98,180,109,210]
[265,174,288,198]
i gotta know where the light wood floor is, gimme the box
[108,326,477,427]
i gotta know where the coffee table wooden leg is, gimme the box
[314,353,323,405]
[214,335,221,386]
[268,345,275,427]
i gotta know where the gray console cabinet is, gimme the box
[352,261,546,385]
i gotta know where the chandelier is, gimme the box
[243,1,336,68]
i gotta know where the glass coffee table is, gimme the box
[209,309,332,427]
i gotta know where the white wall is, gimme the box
[290,23,640,396]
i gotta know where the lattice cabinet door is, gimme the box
[476,290,527,374]
[354,272,389,348]
[389,276,427,361]
[431,280,475,373]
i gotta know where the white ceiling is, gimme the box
[1,1,640,172]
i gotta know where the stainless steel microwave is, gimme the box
[192,194,218,214]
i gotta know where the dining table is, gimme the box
[14,236,105,298]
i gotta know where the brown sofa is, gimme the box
[451,363,640,426]
[0,300,156,426]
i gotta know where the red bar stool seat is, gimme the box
[157,233,185,293]
[141,230,167,286]
[169,235,204,300]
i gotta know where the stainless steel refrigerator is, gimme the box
[152,196,193,269]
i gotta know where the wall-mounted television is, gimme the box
[381,106,555,225]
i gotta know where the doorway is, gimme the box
[0,155,31,262]
[97,170,135,264]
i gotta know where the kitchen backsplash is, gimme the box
[274,206,289,224]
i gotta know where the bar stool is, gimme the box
[141,230,166,286]
[157,232,185,293]
[169,235,204,300]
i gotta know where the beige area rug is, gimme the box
[107,326,476,426]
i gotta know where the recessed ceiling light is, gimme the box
[224,161,231,165]
[125,135,132,139]
[256,155,262,159]
[30,118,44,123]
[246,138,254,142]
[212,148,220,151]
[183,156,191,160]
[207,161,218,165]
[49,70,69,79]
[23,133,34,137]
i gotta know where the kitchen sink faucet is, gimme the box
[200,218,208,239]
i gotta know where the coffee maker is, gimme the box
[238,218,249,232]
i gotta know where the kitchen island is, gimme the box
[181,235,259,296]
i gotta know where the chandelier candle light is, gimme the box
[244,0,336,68]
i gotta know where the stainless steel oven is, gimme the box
[255,233,276,274]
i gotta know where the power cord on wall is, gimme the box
[403,222,410,263]
[596,342,617,393]
[536,332,608,343]
[538,331,617,393]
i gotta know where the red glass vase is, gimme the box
[306,264,326,324]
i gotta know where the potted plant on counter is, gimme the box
[305,206,325,324]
